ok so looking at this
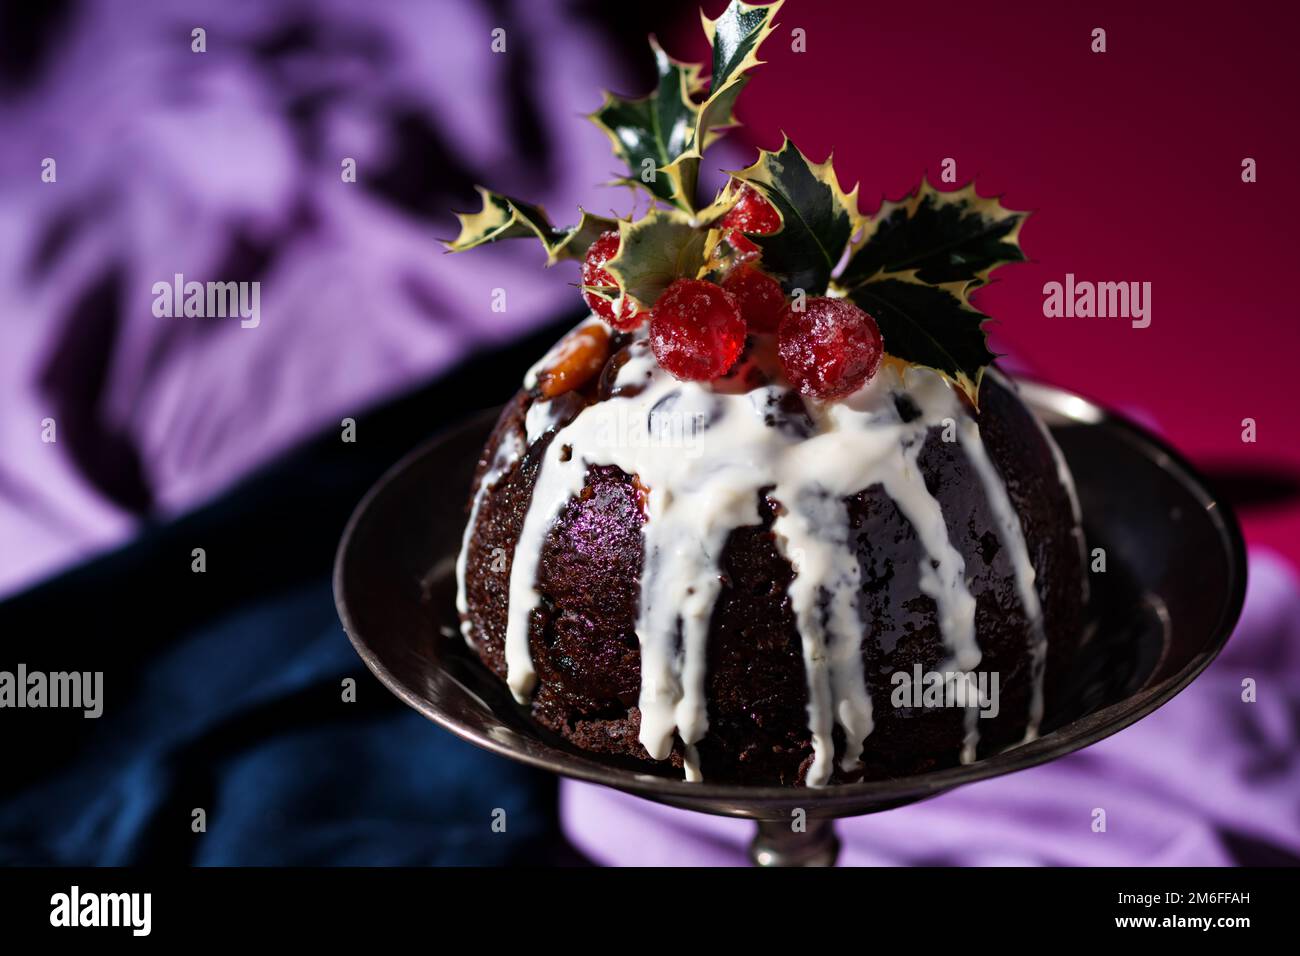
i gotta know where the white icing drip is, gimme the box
[983,370,1089,742]
[887,425,980,673]
[457,315,601,646]
[524,397,566,444]
[1017,375,1090,610]
[502,338,990,784]
[962,696,982,764]
[774,485,868,783]
[956,414,1047,742]
[455,425,525,645]
[784,377,982,783]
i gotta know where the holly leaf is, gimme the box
[838,180,1027,289]
[603,209,709,311]
[554,208,625,262]
[845,272,997,405]
[661,1,784,213]
[696,0,783,145]
[444,188,618,264]
[445,188,552,251]
[588,38,705,212]
[729,137,861,295]
[590,2,782,213]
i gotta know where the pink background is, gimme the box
[668,0,1300,564]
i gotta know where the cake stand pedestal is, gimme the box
[750,818,840,867]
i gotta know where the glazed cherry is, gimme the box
[581,230,645,330]
[535,322,611,399]
[720,183,781,258]
[722,183,781,235]
[649,278,746,381]
[777,297,884,401]
[721,264,787,333]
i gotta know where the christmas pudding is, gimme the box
[446,0,1086,787]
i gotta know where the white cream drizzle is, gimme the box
[455,425,525,645]
[463,324,1073,786]
[1018,374,1090,612]
[957,413,1048,741]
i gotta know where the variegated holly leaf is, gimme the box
[661,1,784,213]
[554,208,625,262]
[444,188,618,264]
[695,182,745,229]
[696,184,750,277]
[838,181,1027,289]
[588,38,705,212]
[579,283,618,301]
[697,0,783,145]
[729,138,861,295]
[845,272,997,404]
[603,209,709,311]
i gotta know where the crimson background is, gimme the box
[667,0,1300,564]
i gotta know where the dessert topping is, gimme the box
[777,297,883,401]
[721,263,787,333]
[649,278,745,381]
[719,182,781,258]
[534,321,611,398]
[444,0,1029,407]
[581,231,645,330]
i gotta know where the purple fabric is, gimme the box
[561,550,1300,866]
[0,0,627,595]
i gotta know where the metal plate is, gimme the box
[334,380,1246,822]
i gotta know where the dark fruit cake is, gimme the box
[445,0,1087,786]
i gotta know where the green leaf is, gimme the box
[660,1,784,212]
[589,2,782,213]
[444,188,618,264]
[838,180,1027,289]
[603,209,709,311]
[553,208,624,262]
[696,0,783,144]
[846,272,997,404]
[588,38,705,211]
[729,137,861,295]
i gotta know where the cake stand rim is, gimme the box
[334,376,1248,821]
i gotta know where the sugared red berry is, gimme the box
[777,297,883,401]
[727,233,760,259]
[722,264,787,333]
[720,183,780,258]
[722,183,781,234]
[581,230,644,330]
[649,279,745,381]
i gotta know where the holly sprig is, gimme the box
[444,0,1029,405]
[587,38,706,212]
[589,2,783,213]
[446,188,619,264]
[728,137,863,295]
[831,180,1027,401]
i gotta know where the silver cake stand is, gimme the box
[334,381,1246,866]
